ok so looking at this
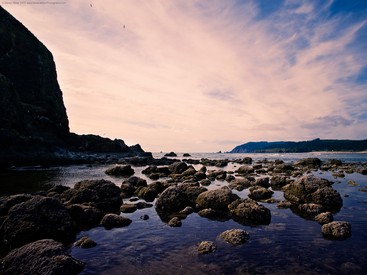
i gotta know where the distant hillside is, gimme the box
[230,139,367,153]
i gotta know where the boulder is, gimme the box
[74,236,97,248]
[100,213,132,229]
[219,229,249,245]
[197,241,217,254]
[248,186,274,200]
[270,175,290,188]
[0,239,84,274]
[0,196,76,249]
[67,204,103,230]
[134,181,166,202]
[236,165,254,175]
[229,199,271,225]
[322,221,351,240]
[120,204,137,213]
[196,187,238,211]
[105,165,135,177]
[294,158,321,168]
[165,152,177,157]
[315,212,333,224]
[168,161,188,174]
[0,194,33,216]
[155,186,189,213]
[228,178,252,191]
[61,179,122,213]
[179,182,207,206]
[254,177,270,188]
[283,175,342,211]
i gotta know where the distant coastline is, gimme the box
[230,138,367,153]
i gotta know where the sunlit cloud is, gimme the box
[3,0,367,152]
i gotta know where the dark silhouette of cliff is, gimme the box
[0,6,150,167]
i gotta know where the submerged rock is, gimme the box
[0,239,84,274]
[219,229,250,245]
[322,221,351,240]
[100,213,132,229]
[74,236,97,248]
[197,241,217,254]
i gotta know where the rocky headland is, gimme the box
[0,6,151,168]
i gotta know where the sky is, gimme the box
[2,0,367,152]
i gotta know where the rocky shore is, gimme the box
[1,156,365,274]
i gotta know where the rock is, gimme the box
[197,241,217,254]
[140,214,149,220]
[168,217,182,227]
[181,166,197,177]
[322,221,351,240]
[276,200,292,208]
[329,159,343,166]
[298,203,325,216]
[100,213,132,229]
[0,239,84,274]
[134,181,165,202]
[248,186,274,200]
[135,202,153,209]
[61,179,122,213]
[229,199,271,225]
[332,171,345,178]
[219,229,250,245]
[183,153,191,157]
[179,206,194,215]
[226,174,236,182]
[270,175,290,188]
[315,212,334,224]
[105,165,135,177]
[155,186,189,214]
[228,178,252,191]
[67,204,103,230]
[168,161,188,174]
[196,187,238,211]
[165,152,177,157]
[199,179,212,186]
[120,203,137,213]
[294,158,321,168]
[236,165,254,175]
[194,171,207,181]
[179,182,207,206]
[241,157,253,164]
[0,194,33,216]
[74,236,97,248]
[283,175,342,211]
[254,177,270,188]
[0,196,76,249]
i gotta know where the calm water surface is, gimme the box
[1,152,367,274]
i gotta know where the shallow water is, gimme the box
[1,152,367,274]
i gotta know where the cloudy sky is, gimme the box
[3,0,367,152]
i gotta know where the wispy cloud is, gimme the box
[3,0,367,151]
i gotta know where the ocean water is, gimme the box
[1,152,367,274]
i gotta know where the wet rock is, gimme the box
[228,178,252,191]
[47,185,70,197]
[241,157,253,164]
[315,212,333,224]
[254,177,270,188]
[283,175,342,211]
[155,186,189,214]
[0,239,84,275]
[168,217,182,227]
[322,221,351,240]
[196,187,238,211]
[228,199,271,225]
[226,174,236,182]
[135,181,165,202]
[276,200,292,208]
[74,236,97,248]
[199,179,212,186]
[183,153,191,157]
[135,202,153,209]
[198,208,220,219]
[219,229,249,245]
[140,214,149,220]
[169,161,188,174]
[236,165,254,175]
[100,213,132,229]
[332,171,345,178]
[0,196,76,249]
[67,204,103,230]
[120,203,137,213]
[197,241,217,254]
[179,182,207,206]
[329,159,343,166]
[142,165,158,175]
[194,171,207,181]
[181,166,197,177]
[165,152,177,157]
[270,175,290,188]
[347,180,358,186]
[61,179,122,213]
[248,186,274,200]
[294,158,321,168]
[0,194,33,216]
[105,165,135,177]
[179,206,194,215]
[298,203,325,216]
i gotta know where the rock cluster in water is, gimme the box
[1,156,363,273]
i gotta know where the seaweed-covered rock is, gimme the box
[283,175,342,211]
[105,165,135,177]
[248,186,274,200]
[229,199,271,225]
[0,239,84,274]
[100,213,132,229]
[196,187,238,211]
[322,221,351,240]
[219,229,250,245]
[0,196,76,249]
[61,179,122,213]
[197,241,217,254]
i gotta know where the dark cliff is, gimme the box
[0,6,150,167]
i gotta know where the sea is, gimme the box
[1,152,367,274]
